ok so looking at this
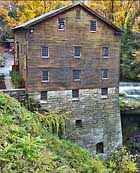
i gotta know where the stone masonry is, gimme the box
[30,87,122,157]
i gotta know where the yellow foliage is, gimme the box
[87,0,139,29]
[0,0,70,28]
[108,147,137,173]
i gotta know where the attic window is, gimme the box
[76,9,81,19]
[58,18,65,30]
[90,20,96,32]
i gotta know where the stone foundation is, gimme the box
[29,87,122,157]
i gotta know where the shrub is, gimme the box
[108,147,137,173]
[11,71,24,88]
[0,93,110,173]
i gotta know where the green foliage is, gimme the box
[0,93,137,172]
[119,100,126,108]
[36,111,66,135]
[0,93,109,172]
[119,97,140,110]
[121,29,140,81]
[108,147,137,173]
[11,71,24,88]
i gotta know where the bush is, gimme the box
[0,93,109,173]
[11,71,24,88]
[108,147,137,173]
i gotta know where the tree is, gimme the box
[87,0,140,29]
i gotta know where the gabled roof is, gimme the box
[13,2,122,33]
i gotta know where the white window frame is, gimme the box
[58,18,65,31]
[103,47,109,58]
[42,71,49,82]
[101,88,108,98]
[101,69,108,79]
[73,70,81,81]
[72,89,80,101]
[74,46,81,58]
[41,46,49,59]
[40,91,48,101]
[90,20,97,32]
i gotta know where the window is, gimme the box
[96,142,104,153]
[90,21,96,32]
[73,70,81,81]
[72,89,79,98]
[74,46,81,57]
[101,69,108,79]
[42,71,49,82]
[42,46,49,58]
[76,9,81,19]
[101,88,108,95]
[75,119,82,127]
[103,47,109,57]
[58,18,65,30]
[41,91,47,100]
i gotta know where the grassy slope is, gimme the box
[0,93,108,173]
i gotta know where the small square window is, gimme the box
[73,70,80,81]
[41,91,47,100]
[74,47,81,57]
[75,119,82,127]
[58,18,65,30]
[96,142,104,153]
[103,47,109,57]
[42,71,49,82]
[101,69,108,79]
[90,21,96,32]
[72,89,79,98]
[101,88,108,95]
[42,46,49,58]
[76,9,81,19]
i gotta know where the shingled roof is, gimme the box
[13,2,122,32]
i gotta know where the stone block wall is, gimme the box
[30,87,122,157]
[0,89,26,105]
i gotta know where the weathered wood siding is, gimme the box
[14,30,26,79]
[17,6,121,92]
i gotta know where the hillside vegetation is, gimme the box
[0,93,137,173]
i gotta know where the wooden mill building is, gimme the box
[13,3,122,156]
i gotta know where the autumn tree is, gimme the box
[87,0,140,29]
